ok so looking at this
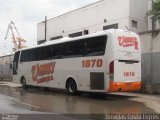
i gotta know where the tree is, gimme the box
[149,0,160,21]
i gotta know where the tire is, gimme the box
[67,80,77,95]
[21,77,27,89]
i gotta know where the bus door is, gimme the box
[13,51,20,75]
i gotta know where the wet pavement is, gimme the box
[0,83,159,119]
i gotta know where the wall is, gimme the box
[0,55,14,82]
[140,30,160,94]
[37,0,149,44]
[37,0,131,43]
[129,0,148,32]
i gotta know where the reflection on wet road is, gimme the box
[0,85,156,114]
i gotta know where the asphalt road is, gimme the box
[0,82,159,120]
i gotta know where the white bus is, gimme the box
[13,29,141,95]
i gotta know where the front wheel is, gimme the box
[67,80,77,95]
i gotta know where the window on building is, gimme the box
[103,23,118,30]
[84,30,89,35]
[50,36,63,41]
[37,40,46,45]
[69,32,82,38]
[132,20,138,28]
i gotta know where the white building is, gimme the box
[37,0,148,44]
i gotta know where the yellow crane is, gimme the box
[4,21,26,51]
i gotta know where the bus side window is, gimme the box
[52,43,67,59]
[20,50,29,62]
[67,40,84,58]
[40,46,52,60]
[84,36,107,56]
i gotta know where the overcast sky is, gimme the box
[0,0,99,56]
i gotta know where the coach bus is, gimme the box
[13,29,141,95]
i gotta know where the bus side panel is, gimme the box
[55,57,106,92]
[18,56,108,92]
[104,34,115,92]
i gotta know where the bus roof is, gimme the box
[16,29,137,52]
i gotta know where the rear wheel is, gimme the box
[67,80,77,95]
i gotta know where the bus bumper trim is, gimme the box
[108,81,141,92]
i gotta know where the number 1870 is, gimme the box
[82,59,103,68]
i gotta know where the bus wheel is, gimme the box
[67,80,77,95]
[21,77,27,89]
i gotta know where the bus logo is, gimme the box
[31,62,56,84]
[118,36,138,50]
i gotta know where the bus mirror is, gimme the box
[10,63,13,69]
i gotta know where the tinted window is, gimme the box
[32,48,40,61]
[30,49,39,61]
[52,43,67,59]
[84,36,107,56]
[39,46,52,60]
[20,35,107,62]
[20,50,29,62]
[67,40,83,58]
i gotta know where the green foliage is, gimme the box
[149,0,160,20]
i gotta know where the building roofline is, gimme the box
[139,29,160,35]
[38,0,105,24]
[0,54,14,58]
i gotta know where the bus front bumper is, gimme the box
[108,81,141,92]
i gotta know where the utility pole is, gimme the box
[150,0,154,88]
[45,16,47,42]
[152,0,155,32]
